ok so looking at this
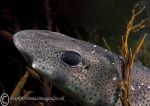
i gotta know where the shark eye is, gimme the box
[59,51,82,66]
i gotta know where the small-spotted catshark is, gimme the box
[13,30,150,106]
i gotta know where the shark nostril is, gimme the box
[58,51,82,66]
[84,65,90,70]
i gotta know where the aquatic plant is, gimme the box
[120,3,147,106]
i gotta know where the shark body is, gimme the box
[13,30,150,106]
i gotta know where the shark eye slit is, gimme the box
[58,51,82,66]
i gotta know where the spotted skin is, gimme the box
[13,30,150,106]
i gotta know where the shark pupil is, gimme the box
[59,51,81,66]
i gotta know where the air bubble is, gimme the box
[93,45,97,47]
[131,85,135,91]
[138,86,141,89]
[77,47,80,49]
[105,49,108,52]
[112,77,117,81]
[144,67,147,70]
[91,50,95,53]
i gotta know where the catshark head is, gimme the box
[13,30,133,106]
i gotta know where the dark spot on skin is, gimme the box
[41,66,45,70]
[93,93,97,97]
[89,97,92,100]
[82,95,86,98]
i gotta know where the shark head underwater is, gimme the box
[13,30,150,106]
